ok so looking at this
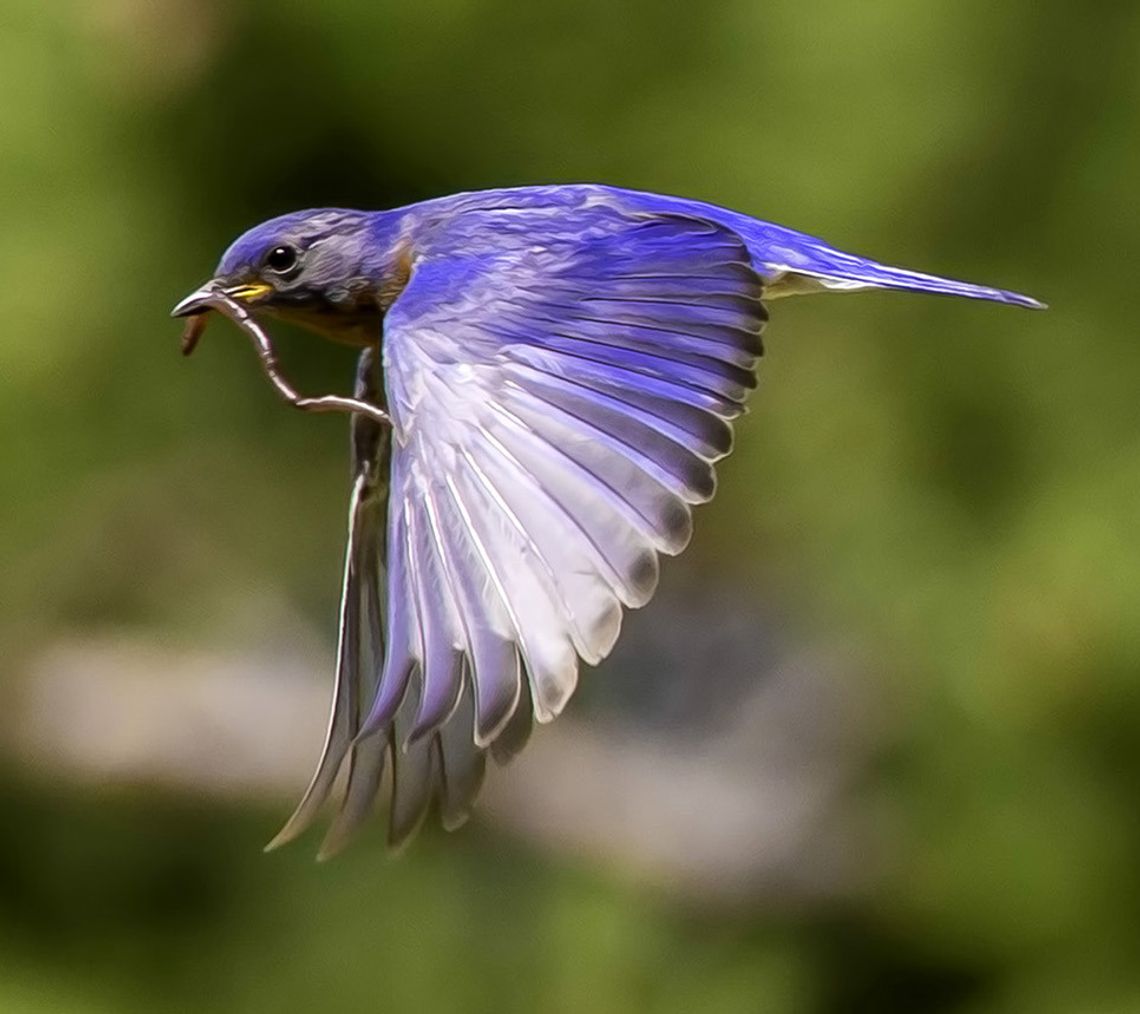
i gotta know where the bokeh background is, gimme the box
[1,2,1137,1011]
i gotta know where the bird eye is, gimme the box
[264,245,298,273]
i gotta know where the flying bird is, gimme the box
[172,184,1042,857]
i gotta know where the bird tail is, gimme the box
[718,214,1047,309]
[755,237,1046,309]
[633,191,1045,310]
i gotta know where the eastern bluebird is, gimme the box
[172,185,1042,857]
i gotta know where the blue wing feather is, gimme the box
[357,206,765,767]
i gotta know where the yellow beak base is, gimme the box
[224,282,274,303]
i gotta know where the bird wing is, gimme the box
[278,205,768,852]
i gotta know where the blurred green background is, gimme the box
[1,1,1137,1011]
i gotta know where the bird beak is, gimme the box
[170,280,273,318]
[171,280,274,357]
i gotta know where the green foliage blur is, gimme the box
[0,1,1136,1011]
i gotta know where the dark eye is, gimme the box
[264,245,298,273]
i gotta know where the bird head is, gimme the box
[171,209,384,346]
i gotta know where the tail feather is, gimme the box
[625,191,1045,310]
[754,236,1046,309]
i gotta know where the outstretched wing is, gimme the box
[355,207,765,835]
[271,206,767,852]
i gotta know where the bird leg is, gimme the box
[178,290,392,427]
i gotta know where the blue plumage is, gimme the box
[175,184,1042,855]
[218,185,1042,309]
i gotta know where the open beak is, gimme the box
[171,280,273,318]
